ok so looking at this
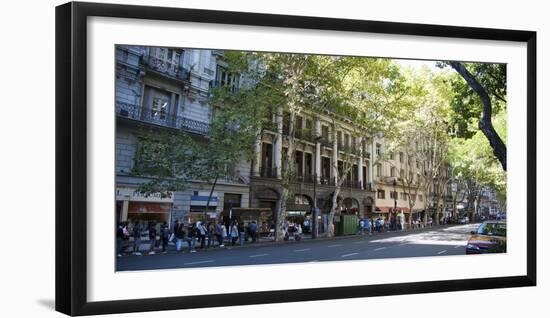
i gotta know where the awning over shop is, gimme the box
[374,207,411,213]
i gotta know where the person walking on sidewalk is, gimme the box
[174,220,185,253]
[196,221,207,249]
[160,221,169,253]
[221,222,228,246]
[116,222,125,257]
[365,218,372,235]
[132,221,142,255]
[207,221,215,248]
[238,222,245,246]
[230,221,239,246]
[187,223,197,253]
[148,222,157,255]
[215,221,224,247]
[248,220,258,243]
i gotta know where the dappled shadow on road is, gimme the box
[369,224,479,246]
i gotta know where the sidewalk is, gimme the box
[121,222,459,255]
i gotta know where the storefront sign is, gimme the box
[116,187,174,203]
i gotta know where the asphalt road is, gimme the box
[116,223,480,271]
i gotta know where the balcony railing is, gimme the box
[341,179,362,189]
[260,166,278,178]
[116,101,210,135]
[141,55,190,81]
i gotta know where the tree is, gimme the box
[131,72,268,219]
[320,57,417,237]
[444,62,507,171]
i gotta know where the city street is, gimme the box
[117,223,480,271]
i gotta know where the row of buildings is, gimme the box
[114,45,459,234]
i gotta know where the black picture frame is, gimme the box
[55,1,537,316]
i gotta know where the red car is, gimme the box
[466,221,507,254]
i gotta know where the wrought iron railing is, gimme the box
[116,101,210,135]
[259,166,278,178]
[141,55,190,81]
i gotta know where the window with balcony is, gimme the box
[215,65,240,92]
[143,87,172,124]
[419,194,423,201]
[295,116,303,139]
[376,163,382,177]
[390,191,397,199]
[377,189,386,199]
[390,167,396,177]
[399,152,404,163]
[400,169,405,179]
[321,125,330,144]
[376,143,381,155]
[151,47,181,72]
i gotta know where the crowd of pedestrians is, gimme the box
[117,219,263,256]
[117,215,438,257]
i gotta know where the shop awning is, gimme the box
[374,207,412,213]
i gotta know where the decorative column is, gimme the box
[368,139,374,185]
[358,136,364,189]
[121,200,129,222]
[252,133,262,177]
[274,106,283,179]
[331,124,338,185]
[314,119,321,183]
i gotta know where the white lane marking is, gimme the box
[341,253,358,258]
[398,243,408,246]
[454,245,462,249]
[354,241,368,244]
[294,248,311,252]
[437,250,447,255]
[249,253,268,258]
[374,247,387,251]
[327,244,343,248]
[183,260,214,265]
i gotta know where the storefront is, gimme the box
[220,208,273,234]
[116,187,173,225]
[187,191,220,224]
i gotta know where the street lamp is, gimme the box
[392,178,397,231]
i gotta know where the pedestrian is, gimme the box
[173,220,184,253]
[187,223,197,253]
[116,222,124,257]
[197,221,207,249]
[148,222,157,255]
[358,219,365,235]
[248,220,258,243]
[207,221,215,248]
[365,218,372,235]
[375,218,381,233]
[295,224,302,241]
[238,222,245,246]
[132,221,142,255]
[215,221,223,247]
[221,221,228,246]
[160,221,169,253]
[230,221,239,246]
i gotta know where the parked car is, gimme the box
[466,221,507,254]
[458,216,469,224]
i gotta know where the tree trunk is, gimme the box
[449,62,507,171]
[202,175,219,220]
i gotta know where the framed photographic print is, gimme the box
[55,1,536,316]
